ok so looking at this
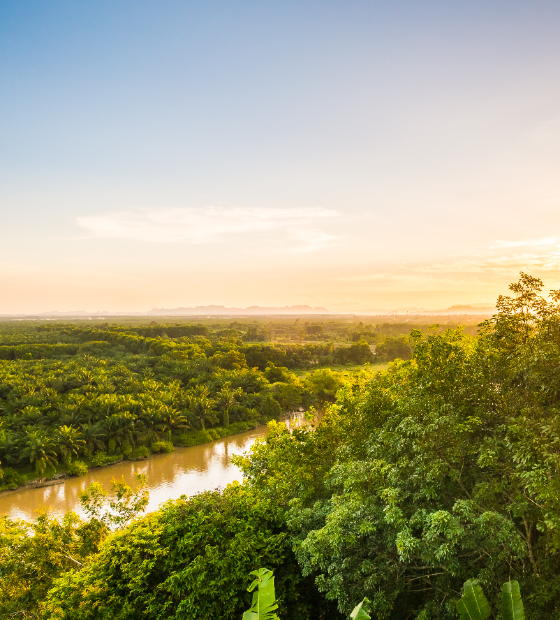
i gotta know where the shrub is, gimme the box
[66,461,88,477]
[175,422,258,448]
[0,466,24,488]
[90,452,117,468]
[128,446,150,460]
[150,441,174,454]
[176,430,213,447]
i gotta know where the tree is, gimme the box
[21,429,58,475]
[218,382,242,426]
[80,423,105,457]
[238,275,560,619]
[374,335,412,362]
[155,405,189,440]
[56,425,85,465]
[41,485,338,620]
[303,368,345,405]
[100,414,138,453]
[0,476,149,619]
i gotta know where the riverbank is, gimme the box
[0,422,274,520]
[0,419,262,495]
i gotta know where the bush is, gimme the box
[128,446,150,460]
[150,441,174,454]
[66,461,88,477]
[90,452,118,468]
[0,466,24,487]
[175,422,258,448]
[176,429,214,447]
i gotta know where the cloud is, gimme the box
[268,229,341,254]
[76,206,340,252]
[342,246,560,291]
[489,238,556,249]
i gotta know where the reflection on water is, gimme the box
[0,413,312,521]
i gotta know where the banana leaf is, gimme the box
[456,580,491,620]
[501,581,525,620]
[350,597,371,620]
[242,568,280,620]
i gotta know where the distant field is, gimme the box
[294,362,390,378]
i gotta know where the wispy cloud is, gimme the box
[489,238,556,249]
[342,247,560,290]
[76,206,341,252]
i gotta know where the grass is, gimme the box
[293,363,389,378]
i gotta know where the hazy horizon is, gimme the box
[2,1,560,312]
[0,301,497,317]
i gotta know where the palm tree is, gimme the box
[80,423,105,457]
[194,397,218,430]
[56,425,86,465]
[0,431,20,466]
[218,383,242,426]
[100,414,138,453]
[155,405,189,441]
[21,429,58,475]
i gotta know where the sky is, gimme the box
[1,0,560,313]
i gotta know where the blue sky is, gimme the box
[2,1,560,312]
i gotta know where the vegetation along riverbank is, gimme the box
[5,277,556,618]
[0,315,462,492]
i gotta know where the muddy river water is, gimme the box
[0,415,308,521]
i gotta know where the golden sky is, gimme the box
[2,2,560,313]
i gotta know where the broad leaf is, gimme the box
[456,580,491,620]
[350,597,371,620]
[501,581,525,620]
[242,568,280,620]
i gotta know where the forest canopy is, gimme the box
[5,277,558,619]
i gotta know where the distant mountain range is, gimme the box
[147,305,330,316]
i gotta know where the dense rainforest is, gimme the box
[4,278,557,619]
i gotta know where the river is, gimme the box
[0,414,308,521]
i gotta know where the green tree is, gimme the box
[80,423,105,457]
[303,368,345,405]
[21,429,58,475]
[218,382,242,426]
[41,485,339,620]
[237,274,560,619]
[56,425,85,465]
[0,475,148,619]
[155,405,189,440]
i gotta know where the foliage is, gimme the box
[0,322,385,485]
[374,335,413,362]
[89,451,117,468]
[456,580,525,620]
[237,274,560,618]
[456,580,491,620]
[0,476,148,619]
[350,598,372,620]
[150,440,175,453]
[66,460,88,476]
[41,484,340,620]
[501,581,525,620]
[128,445,150,460]
[303,368,346,403]
[242,568,280,620]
